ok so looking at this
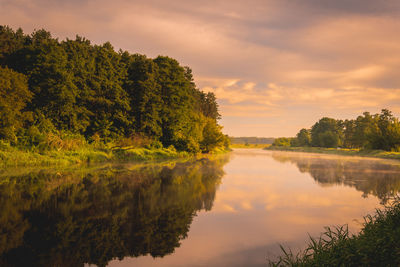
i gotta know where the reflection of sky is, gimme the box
[108,149,389,267]
[3,0,400,136]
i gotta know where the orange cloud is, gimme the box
[2,0,400,136]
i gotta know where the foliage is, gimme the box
[310,117,342,148]
[201,117,229,153]
[269,198,400,266]
[368,109,400,151]
[276,109,400,151]
[230,137,275,145]
[0,26,228,154]
[0,66,32,143]
[292,128,311,147]
[272,137,293,147]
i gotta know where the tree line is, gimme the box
[273,109,400,151]
[0,26,229,153]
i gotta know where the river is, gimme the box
[1,149,400,266]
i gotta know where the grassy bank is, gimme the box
[265,146,400,160]
[269,198,400,266]
[231,144,271,149]
[0,145,196,168]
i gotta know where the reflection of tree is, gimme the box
[271,152,400,203]
[0,156,228,267]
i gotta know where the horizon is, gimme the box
[2,0,400,137]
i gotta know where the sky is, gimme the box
[1,0,400,137]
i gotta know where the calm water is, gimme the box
[1,149,400,267]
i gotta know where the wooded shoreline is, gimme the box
[265,146,400,161]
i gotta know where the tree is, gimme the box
[0,67,32,142]
[342,112,375,149]
[199,91,221,120]
[0,26,27,67]
[311,117,343,148]
[369,109,400,151]
[154,56,198,150]
[294,128,311,147]
[0,25,229,152]
[200,117,225,152]
[272,137,292,147]
[125,54,162,137]
[27,31,80,132]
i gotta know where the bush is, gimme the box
[116,134,152,148]
[272,137,292,147]
[269,198,400,266]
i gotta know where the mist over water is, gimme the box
[1,149,400,266]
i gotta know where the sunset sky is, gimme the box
[2,0,400,137]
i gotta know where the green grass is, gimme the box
[113,147,189,161]
[265,146,400,160]
[269,198,400,266]
[0,146,197,168]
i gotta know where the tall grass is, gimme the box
[269,197,400,266]
[0,132,231,168]
[0,141,191,168]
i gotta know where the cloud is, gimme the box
[1,0,400,136]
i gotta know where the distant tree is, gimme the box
[0,67,32,142]
[368,109,400,151]
[272,137,292,147]
[354,112,375,148]
[293,128,311,147]
[311,117,343,148]
[342,112,376,148]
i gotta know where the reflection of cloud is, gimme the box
[2,0,400,136]
[111,150,388,266]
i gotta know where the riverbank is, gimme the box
[231,144,271,149]
[0,145,230,168]
[269,198,400,266]
[265,146,400,160]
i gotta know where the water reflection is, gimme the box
[271,152,400,203]
[0,156,228,267]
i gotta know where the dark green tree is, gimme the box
[0,25,228,152]
[369,109,400,151]
[199,91,221,120]
[125,54,162,137]
[293,128,311,147]
[27,30,79,131]
[84,42,131,139]
[154,56,199,151]
[0,26,27,67]
[311,117,343,148]
[0,67,32,142]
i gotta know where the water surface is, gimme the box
[1,149,400,267]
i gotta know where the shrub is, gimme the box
[272,137,292,147]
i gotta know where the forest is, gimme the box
[0,26,229,155]
[273,109,400,151]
